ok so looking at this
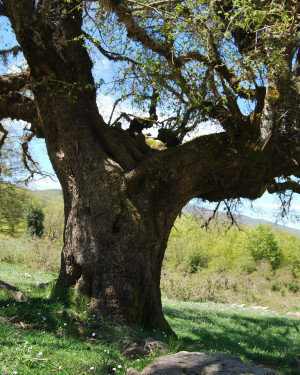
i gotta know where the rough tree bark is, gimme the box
[1,0,299,334]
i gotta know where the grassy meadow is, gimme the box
[1,261,300,374]
[1,187,300,374]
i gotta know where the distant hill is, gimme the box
[183,204,300,237]
[30,189,63,207]
[32,189,62,200]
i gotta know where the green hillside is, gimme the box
[30,189,63,204]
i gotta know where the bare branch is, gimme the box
[0,122,8,176]
[107,94,133,126]
[223,200,241,232]
[21,132,41,185]
[200,202,221,231]
[0,46,22,65]
[0,122,8,151]
[82,30,141,65]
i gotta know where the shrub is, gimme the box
[270,281,281,292]
[26,203,45,237]
[245,225,281,269]
[288,282,299,293]
[277,232,300,277]
[187,249,208,273]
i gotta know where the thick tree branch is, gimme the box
[127,125,300,214]
[0,70,30,95]
[0,92,44,137]
[108,0,174,61]
[268,180,300,195]
[2,0,35,28]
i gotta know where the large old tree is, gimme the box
[0,0,299,333]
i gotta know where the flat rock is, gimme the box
[126,351,279,375]
[0,280,18,291]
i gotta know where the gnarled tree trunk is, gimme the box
[34,83,184,333]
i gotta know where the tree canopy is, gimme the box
[0,1,299,197]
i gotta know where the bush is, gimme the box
[26,203,45,237]
[0,181,29,236]
[277,232,300,277]
[187,248,208,273]
[245,225,281,270]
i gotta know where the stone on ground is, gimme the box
[0,279,18,291]
[126,351,279,375]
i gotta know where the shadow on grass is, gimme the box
[0,281,129,346]
[164,304,300,372]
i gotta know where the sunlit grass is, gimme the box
[1,262,299,374]
[163,298,300,374]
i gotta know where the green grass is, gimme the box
[0,262,167,374]
[163,299,300,374]
[1,262,299,374]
